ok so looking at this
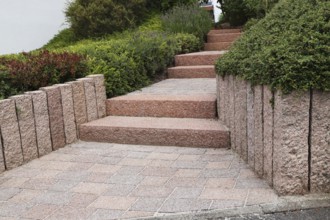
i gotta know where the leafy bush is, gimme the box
[60,31,201,97]
[161,4,212,43]
[146,0,197,12]
[65,0,148,38]
[216,0,330,93]
[0,50,88,97]
[43,28,77,50]
[218,0,279,26]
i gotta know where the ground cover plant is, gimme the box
[216,0,330,93]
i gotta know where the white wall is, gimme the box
[211,0,222,23]
[0,0,68,55]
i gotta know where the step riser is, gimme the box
[107,99,216,118]
[80,126,229,148]
[204,42,232,51]
[209,29,241,34]
[207,33,241,43]
[175,54,222,66]
[168,67,215,78]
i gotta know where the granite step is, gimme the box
[204,42,233,51]
[175,51,226,66]
[207,33,241,43]
[167,65,215,78]
[79,116,230,148]
[107,94,216,118]
[209,29,241,34]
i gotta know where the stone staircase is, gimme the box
[80,28,241,148]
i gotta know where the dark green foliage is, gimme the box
[161,4,212,44]
[218,0,279,26]
[60,31,201,97]
[0,50,87,98]
[146,0,197,12]
[216,0,330,93]
[43,28,77,50]
[65,0,147,38]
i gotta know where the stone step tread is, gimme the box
[175,51,227,57]
[167,65,216,79]
[168,65,215,70]
[207,32,242,37]
[109,94,216,101]
[209,29,241,34]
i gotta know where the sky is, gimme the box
[0,0,68,55]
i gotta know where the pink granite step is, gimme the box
[167,65,215,78]
[209,29,241,34]
[207,33,241,43]
[175,51,226,66]
[79,116,230,148]
[204,42,233,51]
[107,94,216,118]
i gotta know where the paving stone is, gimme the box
[311,90,330,193]
[159,198,211,213]
[175,148,206,155]
[0,99,23,169]
[58,84,77,144]
[200,169,240,178]
[0,202,33,217]
[20,178,57,190]
[171,160,207,169]
[170,187,203,199]
[47,206,95,220]
[201,154,234,162]
[67,162,94,171]
[205,178,236,189]
[41,161,75,171]
[67,193,98,208]
[148,160,174,167]
[88,209,124,220]
[48,179,80,192]
[238,169,258,179]
[71,154,103,163]
[77,78,98,122]
[104,184,136,196]
[85,173,112,183]
[205,148,232,155]
[71,182,110,195]
[22,204,60,219]
[87,74,107,118]
[88,164,121,174]
[0,177,29,188]
[177,155,201,161]
[206,161,231,169]
[146,152,180,161]
[246,189,279,206]
[55,170,90,181]
[200,188,248,200]
[35,170,60,179]
[130,197,165,212]
[41,86,66,150]
[33,191,73,205]
[26,91,53,157]
[210,200,245,210]
[8,189,42,203]
[67,81,88,138]
[130,186,173,198]
[165,177,207,188]
[0,188,21,201]
[127,151,150,159]
[174,169,201,178]
[140,176,169,186]
[121,211,154,219]
[11,95,38,163]
[116,166,144,176]
[119,158,151,167]
[90,196,137,210]
[141,167,177,177]
[235,179,270,189]
[273,90,309,195]
[4,167,40,178]
[99,156,123,165]
[107,174,144,185]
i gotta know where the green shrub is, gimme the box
[161,4,212,43]
[0,50,88,97]
[43,28,77,50]
[65,0,148,39]
[216,0,330,93]
[146,0,197,12]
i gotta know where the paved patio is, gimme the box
[0,141,281,219]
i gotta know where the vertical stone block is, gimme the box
[58,84,77,144]
[263,86,274,186]
[0,132,4,172]
[311,90,330,193]
[228,75,236,150]
[247,82,255,168]
[254,85,264,177]
[273,90,309,195]
[67,80,88,137]
[40,86,66,150]
[26,91,52,157]
[11,95,38,162]
[234,78,248,161]
[0,99,23,169]
[78,78,98,122]
[216,75,226,123]
[223,75,230,127]
[87,74,107,118]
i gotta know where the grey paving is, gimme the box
[0,141,328,220]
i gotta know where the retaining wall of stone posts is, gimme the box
[216,75,330,195]
[0,74,106,172]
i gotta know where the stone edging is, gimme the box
[0,74,106,172]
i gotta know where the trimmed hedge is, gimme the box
[216,0,330,93]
